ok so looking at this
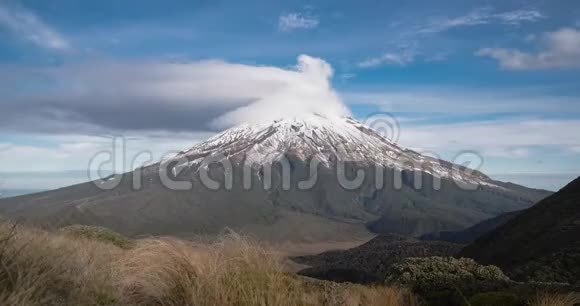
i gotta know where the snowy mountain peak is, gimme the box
[177,114,399,162]
[169,113,495,187]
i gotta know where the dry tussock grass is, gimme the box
[529,292,580,306]
[0,222,120,305]
[114,232,418,306]
[0,223,417,306]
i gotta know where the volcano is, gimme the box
[0,114,550,241]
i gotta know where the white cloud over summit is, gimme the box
[0,55,349,133]
[212,55,349,127]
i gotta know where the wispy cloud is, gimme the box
[417,8,544,34]
[338,73,356,81]
[0,4,70,50]
[397,118,580,159]
[484,147,531,158]
[357,8,543,69]
[344,86,580,161]
[278,12,319,32]
[344,87,580,114]
[358,51,416,68]
[0,132,211,173]
[571,146,580,153]
[493,10,545,24]
[477,27,580,70]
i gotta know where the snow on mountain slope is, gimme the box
[168,113,496,188]
[0,114,552,240]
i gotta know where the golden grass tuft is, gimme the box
[114,232,418,305]
[0,223,417,306]
[528,292,580,306]
[0,222,121,305]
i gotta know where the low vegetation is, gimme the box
[0,222,120,305]
[60,224,134,249]
[1,221,576,306]
[385,257,518,305]
[466,291,580,306]
[0,222,418,306]
[468,291,523,306]
[385,257,510,291]
[294,234,463,284]
[528,292,580,306]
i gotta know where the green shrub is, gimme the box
[385,257,511,296]
[469,291,525,306]
[61,225,133,249]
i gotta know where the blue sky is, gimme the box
[1,0,580,193]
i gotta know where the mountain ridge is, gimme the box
[167,114,497,188]
[419,210,522,244]
[459,176,580,284]
[0,114,551,241]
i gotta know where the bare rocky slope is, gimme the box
[0,114,550,241]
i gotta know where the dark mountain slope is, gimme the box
[420,210,521,243]
[459,176,580,284]
[292,234,463,283]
